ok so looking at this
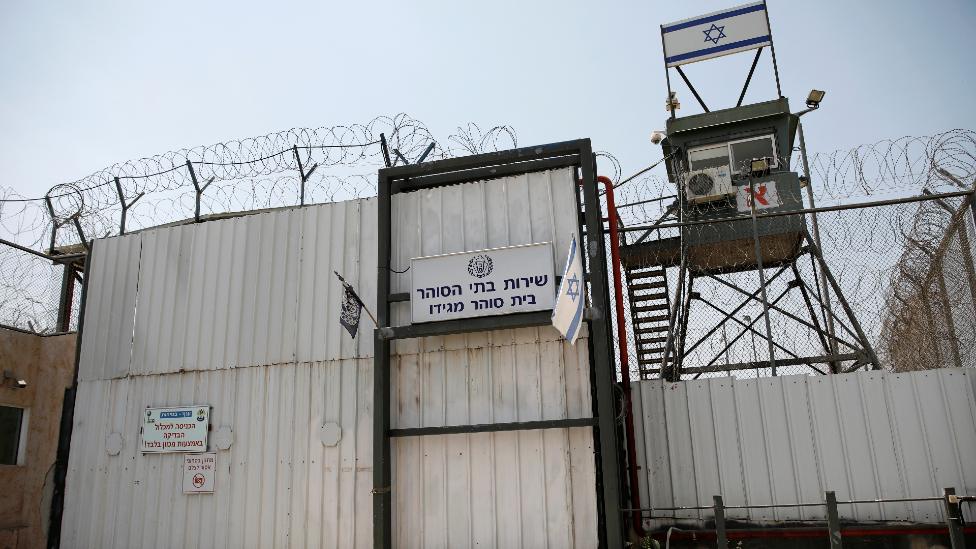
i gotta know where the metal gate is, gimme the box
[374,141,624,548]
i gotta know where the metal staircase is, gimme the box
[625,265,672,378]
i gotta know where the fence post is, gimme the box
[56,263,75,332]
[186,160,214,223]
[713,495,728,549]
[944,487,966,549]
[825,491,842,549]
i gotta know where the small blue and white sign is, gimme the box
[142,405,210,453]
[662,2,772,67]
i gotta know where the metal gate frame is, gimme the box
[373,139,624,548]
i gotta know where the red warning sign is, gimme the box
[182,453,216,494]
[736,180,781,212]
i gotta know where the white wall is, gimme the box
[63,168,599,548]
[633,368,976,526]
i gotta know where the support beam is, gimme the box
[804,234,881,369]
[674,66,709,112]
[683,264,790,358]
[681,353,861,375]
[390,418,596,437]
[706,272,861,351]
[695,295,800,360]
[736,47,763,107]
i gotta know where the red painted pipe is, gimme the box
[595,175,645,536]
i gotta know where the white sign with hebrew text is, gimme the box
[411,243,556,323]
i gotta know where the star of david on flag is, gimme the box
[551,234,585,345]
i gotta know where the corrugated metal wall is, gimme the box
[633,369,976,525]
[387,167,597,546]
[63,168,599,548]
[63,359,373,548]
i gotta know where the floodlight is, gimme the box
[650,131,667,145]
[806,89,826,109]
[750,158,770,176]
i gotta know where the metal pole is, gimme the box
[661,26,675,119]
[186,160,213,223]
[763,0,783,98]
[373,173,393,549]
[581,149,626,549]
[187,160,202,222]
[748,177,777,373]
[944,487,966,549]
[114,177,127,235]
[47,248,92,549]
[660,257,687,381]
[44,196,57,253]
[713,495,728,549]
[798,120,840,372]
[825,491,843,549]
[56,263,75,332]
[293,145,306,206]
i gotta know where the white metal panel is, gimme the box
[79,200,377,381]
[633,368,976,525]
[78,233,142,381]
[391,330,597,548]
[61,359,374,549]
[129,209,305,375]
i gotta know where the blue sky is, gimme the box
[1,0,974,197]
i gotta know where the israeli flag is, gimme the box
[552,234,585,345]
[662,1,772,67]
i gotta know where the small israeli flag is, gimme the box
[662,1,772,67]
[551,234,585,345]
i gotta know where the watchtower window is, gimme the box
[687,134,779,176]
[688,144,730,171]
[729,135,778,173]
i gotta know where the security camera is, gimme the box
[650,131,666,145]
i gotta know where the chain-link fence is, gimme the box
[606,130,976,382]
[880,195,976,371]
[0,244,80,333]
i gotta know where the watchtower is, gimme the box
[620,1,878,380]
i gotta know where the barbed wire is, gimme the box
[0,114,518,332]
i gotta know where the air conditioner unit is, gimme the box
[684,167,734,204]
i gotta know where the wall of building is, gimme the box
[62,168,599,548]
[0,327,76,549]
[632,368,976,528]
